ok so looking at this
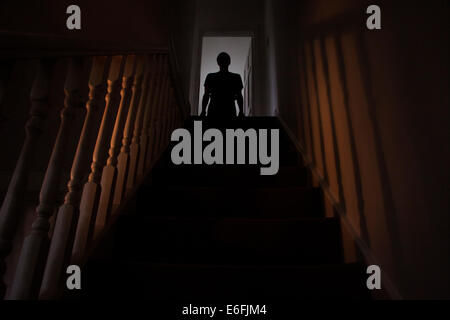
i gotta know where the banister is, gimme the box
[0,31,169,60]
[168,35,188,120]
[0,59,55,298]
[0,45,184,299]
[8,57,85,299]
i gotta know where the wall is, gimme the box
[0,0,169,48]
[272,0,449,299]
[169,0,198,113]
[263,0,279,116]
[264,0,302,130]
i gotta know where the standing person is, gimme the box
[200,52,244,119]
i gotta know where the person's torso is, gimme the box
[207,72,240,107]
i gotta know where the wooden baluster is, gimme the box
[180,108,184,126]
[177,109,182,128]
[8,58,84,300]
[145,55,166,169]
[151,59,169,160]
[162,95,171,145]
[161,90,173,149]
[166,88,176,144]
[71,56,123,264]
[170,102,177,133]
[160,90,170,149]
[0,59,54,298]
[155,70,170,156]
[94,55,135,239]
[112,56,145,208]
[39,56,109,299]
[172,104,179,130]
[137,54,160,178]
[0,62,14,131]
[173,108,178,130]
[165,88,175,145]
[170,94,178,135]
[174,96,182,129]
[162,70,172,150]
[176,101,183,127]
[126,56,151,193]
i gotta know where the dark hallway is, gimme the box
[0,0,449,306]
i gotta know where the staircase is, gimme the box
[73,116,371,300]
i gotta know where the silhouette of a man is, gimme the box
[200,52,244,119]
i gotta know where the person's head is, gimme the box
[217,52,231,70]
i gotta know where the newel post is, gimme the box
[94,55,136,238]
[71,56,124,264]
[0,59,54,298]
[8,58,84,300]
[39,56,109,299]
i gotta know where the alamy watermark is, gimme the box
[367,265,382,290]
[170,121,279,175]
[66,265,81,290]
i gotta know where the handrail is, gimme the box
[0,47,185,299]
[0,31,169,59]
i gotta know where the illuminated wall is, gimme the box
[269,0,449,299]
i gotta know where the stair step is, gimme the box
[137,186,324,218]
[79,262,371,300]
[148,165,308,187]
[157,145,300,167]
[185,116,284,130]
[112,216,343,265]
[76,117,368,301]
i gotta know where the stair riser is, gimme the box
[137,187,324,219]
[112,218,342,265]
[149,167,308,187]
[79,263,370,300]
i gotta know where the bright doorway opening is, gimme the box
[198,36,253,116]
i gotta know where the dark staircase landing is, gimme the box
[70,116,370,301]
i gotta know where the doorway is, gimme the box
[197,36,253,116]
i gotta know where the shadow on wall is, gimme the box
[291,0,449,299]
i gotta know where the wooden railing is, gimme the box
[0,49,185,299]
[277,5,405,299]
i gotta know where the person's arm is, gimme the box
[236,75,244,117]
[201,75,211,117]
[201,87,210,117]
[236,91,244,117]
